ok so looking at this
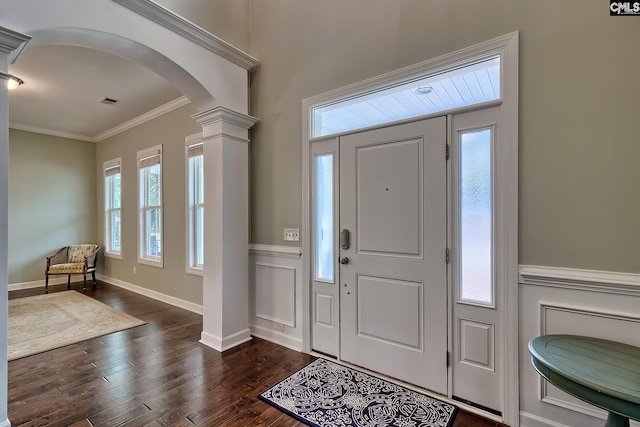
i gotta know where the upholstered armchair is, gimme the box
[45,244,100,293]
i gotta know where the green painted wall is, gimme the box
[95,104,204,305]
[8,129,97,283]
[247,0,640,273]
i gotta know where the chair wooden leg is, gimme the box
[83,274,87,292]
[45,274,49,294]
[92,272,96,289]
[67,275,71,290]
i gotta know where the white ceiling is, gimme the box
[8,44,184,142]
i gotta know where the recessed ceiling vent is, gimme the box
[100,97,119,105]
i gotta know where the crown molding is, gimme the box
[0,27,31,64]
[10,96,190,143]
[112,0,258,70]
[8,122,95,142]
[94,95,190,142]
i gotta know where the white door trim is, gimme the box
[302,32,519,425]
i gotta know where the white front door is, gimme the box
[339,117,448,394]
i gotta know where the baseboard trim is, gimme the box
[250,324,303,352]
[519,411,572,427]
[200,329,252,352]
[519,265,640,296]
[9,276,67,291]
[96,274,203,315]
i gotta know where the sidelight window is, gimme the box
[459,127,493,305]
[313,153,334,282]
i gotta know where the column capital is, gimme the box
[192,105,259,130]
[192,106,259,144]
[0,27,31,64]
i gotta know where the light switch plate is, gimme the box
[284,228,300,241]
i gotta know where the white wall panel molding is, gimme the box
[254,263,296,327]
[249,243,302,259]
[537,303,640,422]
[519,280,640,427]
[249,249,303,353]
[520,265,640,295]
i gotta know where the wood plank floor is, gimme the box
[8,282,506,426]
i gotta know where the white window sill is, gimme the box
[104,251,123,260]
[186,266,204,277]
[138,257,164,269]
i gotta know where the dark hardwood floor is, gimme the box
[8,281,505,426]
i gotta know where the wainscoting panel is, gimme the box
[255,263,296,327]
[519,265,640,427]
[249,245,304,351]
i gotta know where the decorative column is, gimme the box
[0,26,31,427]
[192,106,258,352]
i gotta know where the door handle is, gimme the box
[340,229,350,250]
[339,256,349,265]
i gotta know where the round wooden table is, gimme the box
[528,335,640,427]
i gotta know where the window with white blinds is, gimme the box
[186,136,204,275]
[137,145,163,267]
[104,158,122,258]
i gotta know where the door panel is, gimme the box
[451,108,501,412]
[356,140,422,256]
[339,117,447,394]
[310,138,339,356]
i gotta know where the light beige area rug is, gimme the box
[8,290,146,361]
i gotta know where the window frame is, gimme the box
[137,145,164,268]
[185,133,204,276]
[456,125,496,308]
[104,157,122,259]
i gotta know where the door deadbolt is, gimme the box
[340,229,350,250]
[339,256,349,265]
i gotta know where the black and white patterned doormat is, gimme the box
[259,358,457,427]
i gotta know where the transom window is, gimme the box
[312,54,500,138]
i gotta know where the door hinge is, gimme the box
[445,144,450,160]
[447,351,450,367]
[445,248,450,264]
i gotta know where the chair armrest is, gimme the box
[84,247,100,269]
[46,247,68,269]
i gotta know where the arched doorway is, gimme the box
[0,2,258,425]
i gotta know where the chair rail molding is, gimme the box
[519,265,640,296]
[249,243,302,259]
